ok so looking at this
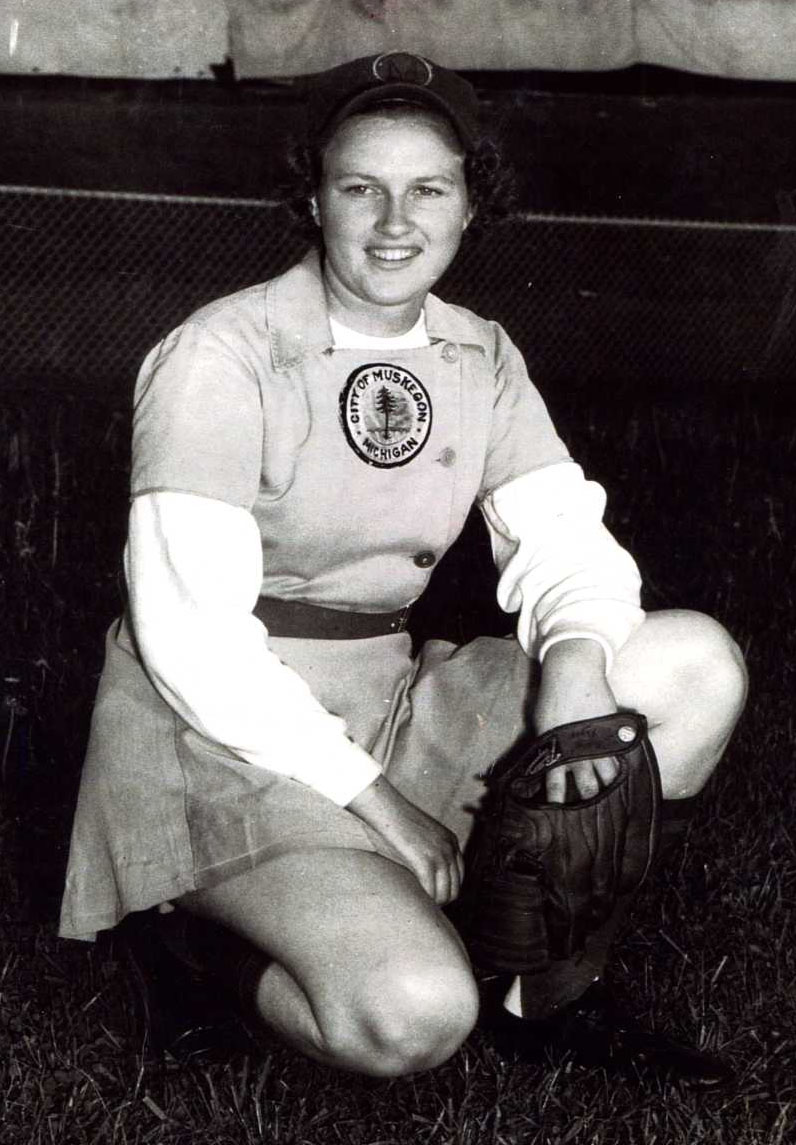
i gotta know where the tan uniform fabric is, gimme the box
[60,252,570,941]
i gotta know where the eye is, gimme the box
[413,185,445,198]
[343,184,379,196]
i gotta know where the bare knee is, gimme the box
[672,611,748,717]
[321,960,479,1077]
[639,611,747,797]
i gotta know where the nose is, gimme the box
[376,193,411,237]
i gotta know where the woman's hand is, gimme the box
[535,639,619,802]
[347,777,464,904]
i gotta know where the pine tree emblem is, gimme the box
[375,386,399,440]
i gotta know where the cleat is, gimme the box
[489,982,734,1089]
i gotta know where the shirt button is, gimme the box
[441,343,459,363]
[413,551,437,569]
[439,447,456,467]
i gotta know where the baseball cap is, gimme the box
[305,52,480,149]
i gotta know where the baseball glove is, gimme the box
[464,712,662,974]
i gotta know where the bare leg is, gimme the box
[178,849,479,1077]
[608,609,748,798]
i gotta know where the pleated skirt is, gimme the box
[59,615,538,941]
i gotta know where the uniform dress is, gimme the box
[59,251,644,942]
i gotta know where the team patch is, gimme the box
[339,363,433,468]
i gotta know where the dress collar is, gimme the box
[266,249,488,371]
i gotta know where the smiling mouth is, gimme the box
[368,247,420,264]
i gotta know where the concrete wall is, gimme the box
[2,0,795,81]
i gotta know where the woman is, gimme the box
[60,52,747,1081]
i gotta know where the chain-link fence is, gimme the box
[1,184,794,401]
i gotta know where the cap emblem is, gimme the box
[372,52,433,87]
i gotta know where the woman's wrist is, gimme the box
[541,637,607,674]
[535,638,616,733]
[346,775,401,825]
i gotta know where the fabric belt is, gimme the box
[253,596,412,640]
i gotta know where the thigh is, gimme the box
[382,636,538,846]
[267,632,415,754]
[179,847,473,1012]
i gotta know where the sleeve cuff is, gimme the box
[240,737,382,807]
[538,608,646,675]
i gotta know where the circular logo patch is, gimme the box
[373,52,433,88]
[339,363,433,468]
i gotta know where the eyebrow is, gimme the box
[333,171,459,184]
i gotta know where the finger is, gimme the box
[414,862,438,902]
[434,862,453,906]
[439,831,463,901]
[545,766,567,804]
[442,840,463,904]
[447,854,463,903]
[571,760,601,800]
[594,755,618,786]
[454,849,465,896]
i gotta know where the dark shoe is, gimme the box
[156,907,270,1015]
[490,982,734,1089]
[115,910,258,1059]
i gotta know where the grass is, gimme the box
[1,385,795,1144]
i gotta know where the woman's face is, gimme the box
[315,109,472,334]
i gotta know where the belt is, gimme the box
[253,596,412,640]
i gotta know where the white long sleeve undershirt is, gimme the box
[480,463,645,672]
[125,492,382,806]
[125,462,643,805]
